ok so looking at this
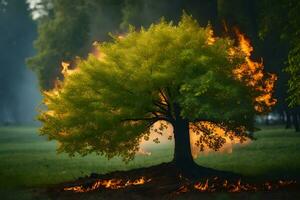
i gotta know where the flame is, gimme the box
[191,178,296,193]
[47,30,275,159]
[61,61,70,76]
[64,177,151,193]
[139,30,275,157]
[91,42,107,62]
[176,185,189,194]
[229,179,242,192]
[232,29,277,112]
[194,179,209,191]
[118,35,125,40]
[61,61,77,77]
[207,29,216,45]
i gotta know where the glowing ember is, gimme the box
[64,177,151,193]
[194,179,209,191]
[191,179,297,193]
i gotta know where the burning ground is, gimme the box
[39,162,299,200]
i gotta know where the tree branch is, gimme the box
[153,101,168,112]
[159,89,169,105]
[121,116,169,123]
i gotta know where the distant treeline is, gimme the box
[15,0,300,130]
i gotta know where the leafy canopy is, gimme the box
[39,15,275,161]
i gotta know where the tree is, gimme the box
[258,0,300,131]
[39,15,275,176]
[27,0,123,90]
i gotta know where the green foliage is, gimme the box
[286,45,300,107]
[38,15,274,161]
[27,0,90,89]
[27,0,123,90]
[258,0,300,107]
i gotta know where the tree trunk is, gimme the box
[172,117,195,172]
[292,111,300,132]
[171,115,239,179]
[170,103,239,179]
[285,110,292,129]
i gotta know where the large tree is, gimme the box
[39,15,275,176]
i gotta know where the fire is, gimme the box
[206,28,216,45]
[61,61,70,76]
[61,61,77,77]
[139,30,275,157]
[232,29,277,112]
[92,41,106,62]
[64,177,151,193]
[190,178,296,193]
[194,179,209,191]
[47,29,275,158]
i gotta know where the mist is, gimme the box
[0,0,41,125]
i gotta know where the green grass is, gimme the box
[0,125,300,190]
[196,126,300,178]
[0,126,173,188]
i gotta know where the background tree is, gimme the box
[258,0,300,131]
[27,0,123,89]
[0,0,39,124]
[39,15,276,176]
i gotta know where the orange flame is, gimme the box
[232,29,277,112]
[191,178,296,193]
[61,61,77,77]
[64,177,151,193]
[194,179,209,191]
[207,29,216,45]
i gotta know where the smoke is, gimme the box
[0,0,41,125]
[26,0,52,20]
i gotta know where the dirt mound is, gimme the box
[40,162,299,200]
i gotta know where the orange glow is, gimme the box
[207,29,216,45]
[91,42,107,62]
[189,122,250,158]
[61,61,70,76]
[118,35,125,40]
[191,178,296,193]
[61,61,77,77]
[194,179,209,191]
[64,177,151,193]
[232,29,277,112]
[47,29,276,159]
[138,121,249,158]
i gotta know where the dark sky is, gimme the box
[0,0,41,125]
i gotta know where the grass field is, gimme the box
[0,125,300,192]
